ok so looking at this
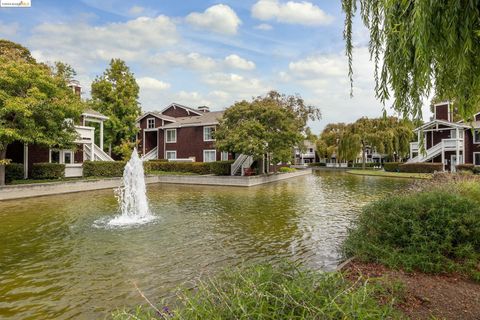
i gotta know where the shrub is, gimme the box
[398,162,442,173]
[112,263,403,320]
[383,162,401,172]
[209,160,234,176]
[352,162,378,168]
[343,182,480,279]
[5,163,24,183]
[456,163,475,172]
[31,163,65,179]
[83,161,126,177]
[308,162,326,167]
[145,161,211,175]
[278,166,296,173]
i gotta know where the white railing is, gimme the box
[84,144,114,161]
[326,162,348,168]
[74,126,94,144]
[231,154,253,176]
[408,138,463,163]
[142,147,158,161]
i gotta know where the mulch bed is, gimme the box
[343,261,480,320]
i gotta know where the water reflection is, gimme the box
[0,171,411,319]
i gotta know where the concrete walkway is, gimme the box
[0,169,311,201]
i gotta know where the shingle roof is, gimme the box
[162,111,224,128]
[136,111,177,123]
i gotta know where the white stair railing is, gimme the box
[84,144,114,161]
[141,146,158,161]
[231,154,254,176]
[408,138,463,163]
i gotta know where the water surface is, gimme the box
[0,171,411,319]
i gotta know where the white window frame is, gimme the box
[474,152,480,166]
[49,149,74,164]
[166,150,177,160]
[147,118,155,129]
[63,150,73,164]
[203,126,215,142]
[165,129,177,143]
[474,130,480,144]
[220,151,229,161]
[203,149,216,162]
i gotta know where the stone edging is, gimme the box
[0,169,312,201]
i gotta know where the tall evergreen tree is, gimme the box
[90,59,141,159]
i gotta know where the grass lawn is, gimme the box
[346,169,432,179]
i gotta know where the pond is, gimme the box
[0,171,412,319]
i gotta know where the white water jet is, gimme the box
[107,148,154,226]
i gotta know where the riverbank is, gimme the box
[346,169,432,179]
[0,169,311,201]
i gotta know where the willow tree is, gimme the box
[316,123,349,162]
[342,1,480,120]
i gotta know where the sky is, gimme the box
[0,0,431,133]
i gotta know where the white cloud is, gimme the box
[289,55,345,77]
[137,77,171,90]
[129,6,145,15]
[28,15,178,67]
[224,54,255,70]
[0,21,19,37]
[203,72,270,96]
[251,0,334,26]
[186,4,241,35]
[254,23,273,31]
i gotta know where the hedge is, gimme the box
[5,163,24,183]
[383,162,402,172]
[398,162,443,173]
[278,167,296,173]
[209,160,234,176]
[455,164,480,174]
[309,162,326,167]
[352,162,378,168]
[83,161,126,177]
[145,161,211,175]
[31,163,65,179]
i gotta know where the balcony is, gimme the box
[74,125,94,144]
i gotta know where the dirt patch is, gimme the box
[343,261,480,320]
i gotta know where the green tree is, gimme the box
[215,91,320,172]
[90,59,141,159]
[316,123,348,162]
[0,40,85,185]
[342,1,480,120]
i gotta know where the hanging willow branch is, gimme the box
[342,0,480,121]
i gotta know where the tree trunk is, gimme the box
[362,144,366,170]
[0,148,7,186]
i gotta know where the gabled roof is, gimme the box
[82,109,108,120]
[414,119,469,132]
[160,102,203,116]
[162,111,224,129]
[136,111,177,123]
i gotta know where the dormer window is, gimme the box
[147,118,155,129]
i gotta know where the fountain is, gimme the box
[107,148,154,226]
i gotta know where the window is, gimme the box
[203,126,215,141]
[166,129,176,143]
[147,118,155,129]
[50,150,60,163]
[474,130,480,144]
[474,153,480,165]
[64,151,73,164]
[203,150,216,162]
[166,151,177,160]
[221,151,229,161]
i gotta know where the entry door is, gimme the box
[450,155,463,172]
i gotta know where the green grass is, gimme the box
[346,169,432,179]
[343,178,480,280]
[278,167,297,173]
[112,263,405,320]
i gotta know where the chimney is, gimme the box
[198,106,210,113]
[68,80,82,97]
[433,101,451,122]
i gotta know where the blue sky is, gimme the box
[0,0,431,133]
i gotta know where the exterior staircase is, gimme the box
[84,144,114,161]
[141,147,158,161]
[231,154,254,176]
[408,138,463,163]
